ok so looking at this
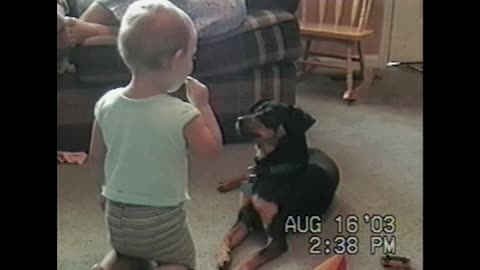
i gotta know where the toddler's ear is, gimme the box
[169,49,185,69]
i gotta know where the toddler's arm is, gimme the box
[88,120,107,210]
[184,77,223,159]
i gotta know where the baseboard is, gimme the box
[308,54,381,70]
[364,55,382,69]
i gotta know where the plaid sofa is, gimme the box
[58,0,302,150]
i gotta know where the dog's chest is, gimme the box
[240,181,255,196]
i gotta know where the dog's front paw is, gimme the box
[216,244,232,270]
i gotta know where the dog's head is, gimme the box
[236,99,315,156]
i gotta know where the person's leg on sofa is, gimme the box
[59,1,121,47]
[63,17,118,46]
[80,1,119,25]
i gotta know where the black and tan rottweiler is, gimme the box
[216,100,340,270]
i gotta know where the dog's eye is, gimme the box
[257,114,281,130]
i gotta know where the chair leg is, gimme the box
[357,41,383,84]
[303,40,312,60]
[301,39,312,75]
[343,42,356,102]
[357,40,377,95]
[357,41,366,81]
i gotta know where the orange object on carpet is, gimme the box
[313,255,348,270]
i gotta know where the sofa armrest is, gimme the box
[69,0,301,16]
[66,0,94,17]
[246,0,300,13]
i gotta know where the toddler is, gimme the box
[88,1,223,269]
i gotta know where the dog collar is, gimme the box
[269,163,304,175]
[249,163,304,178]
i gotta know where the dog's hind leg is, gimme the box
[234,215,288,270]
[217,220,249,269]
[216,202,255,270]
[233,198,286,270]
[251,195,279,230]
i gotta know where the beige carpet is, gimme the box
[57,67,423,270]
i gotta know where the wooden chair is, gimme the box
[298,0,376,102]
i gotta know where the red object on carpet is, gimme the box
[313,255,348,270]
[57,151,88,165]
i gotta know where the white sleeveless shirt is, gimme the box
[94,88,200,207]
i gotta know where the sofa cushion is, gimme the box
[198,62,297,115]
[246,0,300,13]
[70,9,301,83]
[69,0,301,18]
[194,10,302,78]
[58,62,297,150]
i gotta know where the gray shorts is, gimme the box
[105,200,196,269]
[96,0,246,38]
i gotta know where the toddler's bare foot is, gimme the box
[90,264,104,270]
[92,250,132,270]
[64,17,89,46]
[57,13,73,49]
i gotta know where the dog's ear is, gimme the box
[249,99,272,113]
[287,106,316,133]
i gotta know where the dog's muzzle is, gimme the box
[236,116,258,138]
[236,116,248,136]
[235,116,245,133]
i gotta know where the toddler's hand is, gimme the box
[186,77,210,109]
